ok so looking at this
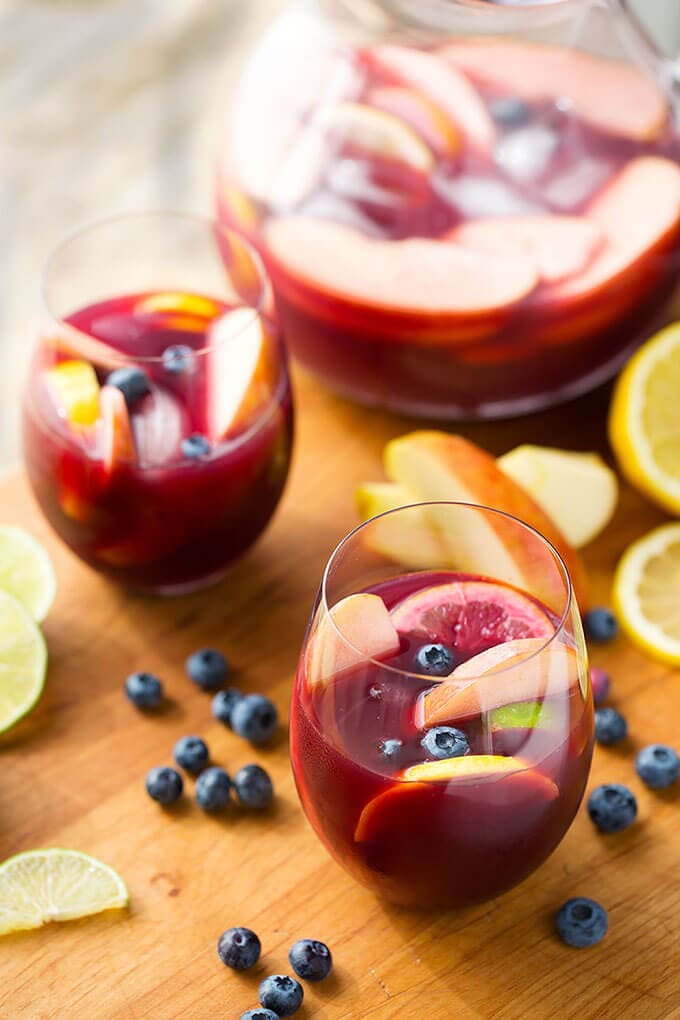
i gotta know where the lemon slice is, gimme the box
[45,360,100,427]
[0,849,128,934]
[609,323,680,514]
[613,523,680,666]
[0,526,56,622]
[0,590,47,733]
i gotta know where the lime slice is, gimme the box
[0,526,56,622]
[0,590,47,733]
[0,849,128,934]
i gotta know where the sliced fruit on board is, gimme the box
[99,385,135,474]
[355,482,451,568]
[307,592,400,688]
[442,40,669,142]
[0,589,47,735]
[609,322,680,514]
[367,44,495,154]
[265,217,538,321]
[354,754,557,843]
[0,848,128,935]
[416,638,582,728]
[449,215,604,285]
[384,432,588,612]
[391,580,554,656]
[44,360,100,428]
[205,308,275,442]
[315,101,434,172]
[0,526,56,623]
[498,446,618,549]
[613,522,680,666]
[368,86,460,158]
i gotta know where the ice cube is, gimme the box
[326,157,402,208]
[433,171,543,219]
[495,124,559,183]
[132,385,188,468]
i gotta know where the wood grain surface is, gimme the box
[1,365,679,1019]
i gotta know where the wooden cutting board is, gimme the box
[1,367,679,1020]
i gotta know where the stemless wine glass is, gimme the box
[22,212,293,595]
[291,502,593,908]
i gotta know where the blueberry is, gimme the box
[162,344,196,375]
[636,744,680,789]
[106,366,151,407]
[289,939,333,982]
[590,667,611,707]
[240,1011,279,1020]
[173,735,209,774]
[125,671,163,709]
[587,783,637,833]
[259,975,303,1017]
[186,648,228,690]
[594,707,627,746]
[145,766,183,805]
[231,694,278,745]
[556,897,608,948]
[195,766,232,811]
[584,608,619,643]
[217,926,261,970]
[181,433,211,460]
[234,764,274,810]
[212,688,243,726]
[378,737,403,759]
[414,643,454,677]
[421,726,469,760]
[489,96,532,127]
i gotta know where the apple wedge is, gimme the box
[315,102,434,172]
[384,432,588,612]
[355,482,452,568]
[442,40,669,142]
[99,385,135,474]
[307,592,400,689]
[368,86,460,158]
[368,44,495,155]
[205,308,275,442]
[416,637,582,728]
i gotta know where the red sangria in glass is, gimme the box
[291,503,593,908]
[22,213,293,594]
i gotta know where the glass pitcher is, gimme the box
[216,0,680,419]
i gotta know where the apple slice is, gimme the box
[450,215,604,285]
[99,385,135,474]
[368,44,495,155]
[315,102,434,172]
[265,217,538,322]
[205,308,274,442]
[416,638,581,728]
[307,592,400,689]
[368,86,460,159]
[384,432,588,613]
[442,40,669,142]
[355,482,451,569]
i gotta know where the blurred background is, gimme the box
[1,0,678,476]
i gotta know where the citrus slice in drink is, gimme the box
[609,322,680,515]
[613,522,680,666]
[0,590,48,734]
[315,102,434,172]
[368,86,460,158]
[44,359,100,428]
[0,527,56,623]
[0,848,128,934]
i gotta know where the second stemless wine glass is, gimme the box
[22,213,293,595]
[291,502,593,908]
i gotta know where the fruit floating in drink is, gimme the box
[22,215,293,594]
[218,16,680,418]
[291,504,592,907]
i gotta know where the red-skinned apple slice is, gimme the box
[450,215,604,285]
[205,308,275,442]
[416,638,582,728]
[368,86,460,159]
[384,432,588,613]
[354,754,557,843]
[355,482,451,568]
[265,217,538,324]
[442,40,669,142]
[99,385,135,474]
[315,102,434,172]
[367,44,495,155]
[307,592,400,689]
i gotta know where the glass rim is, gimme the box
[40,209,269,365]
[320,500,574,683]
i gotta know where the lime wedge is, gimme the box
[491,700,557,730]
[0,590,47,734]
[0,849,129,934]
[0,526,56,622]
